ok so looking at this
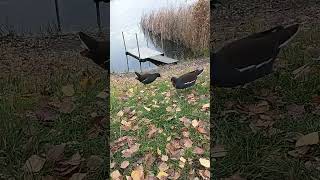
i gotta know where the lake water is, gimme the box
[0,0,109,34]
[0,0,196,73]
[110,0,197,73]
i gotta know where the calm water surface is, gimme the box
[110,0,196,73]
[0,0,196,73]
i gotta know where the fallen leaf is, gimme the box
[131,165,144,180]
[193,147,204,155]
[122,143,140,158]
[296,132,319,147]
[121,161,130,169]
[23,155,46,173]
[166,106,173,112]
[58,99,76,114]
[159,162,169,172]
[46,143,66,162]
[179,117,191,127]
[69,173,86,180]
[248,101,270,114]
[144,106,151,112]
[201,103,210,111]
[111,170,122,179]
[62,85,75,97]
[147,124,158,138]
[191,120,199,128]
[117,110,124,117]
[180,157,186,163]
[287,104,305,118]
[199,158,210,168]
[87,155,103,170]
[156,171,168,179]
[96,91,108,99]
[212,145,227,158]
[161,155,169,162]
[144,152,156,169]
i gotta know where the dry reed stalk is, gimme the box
[140,0,209,54]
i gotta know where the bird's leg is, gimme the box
[95,2,102,32]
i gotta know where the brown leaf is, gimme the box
[179,117,191,127]
[159,162,169,172]
[248,101,270,114]
[295,132,319,147]
[120,160,130,169]
[69,173,86,180]
[287,104,305,117]
[182,138,193,148]
[96,91,108,99]
[46,143,66,162]
[147,124,158,138]
[122,143,140,158]
[87,155,103,171]
[201,103,210,112]
[193,147,204,155]
[59,98,76,114]
[212,145,227,158]
[144,152,156,169]
[35,107,58,124]
[23,155,46,173]
[60,152,82,167]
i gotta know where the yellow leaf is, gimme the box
[156,171,168,179]
[296,132,319,147]
[144,106,151,112]
[117,110,124,117]
[62,85,75,97]
[199,158,210,168]
[131,165,144,180]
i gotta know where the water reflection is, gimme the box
[110,0,197,74]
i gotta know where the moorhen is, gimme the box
[135,72,161,85]
[78,32,109,70]
[211,23,300,88]
[171,68,204,89]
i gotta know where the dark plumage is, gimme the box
[211,24,300,87]
[211,0,222,9]
[171,68,204,89]
[135,72,161,84]
[78,32,109,70]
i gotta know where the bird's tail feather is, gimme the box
[278,24,300,48]
[78,32,98,50]
[134,72,141,78]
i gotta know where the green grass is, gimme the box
[0,71,108,179]
[213,25,320,179]
[110,67,210,178]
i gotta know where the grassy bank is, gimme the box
[213,24,320,179]
[0,35,108,179]
[140,0,209,56]
[110,60,210,179]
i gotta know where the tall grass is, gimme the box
[140,0,209,55]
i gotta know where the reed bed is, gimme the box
[140,0,209,55]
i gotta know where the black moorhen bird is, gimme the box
[211,0,222,9]
[211,24,300,88]
[135,72,161,85]
[78,32,109,70]
[171,68,204,89]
